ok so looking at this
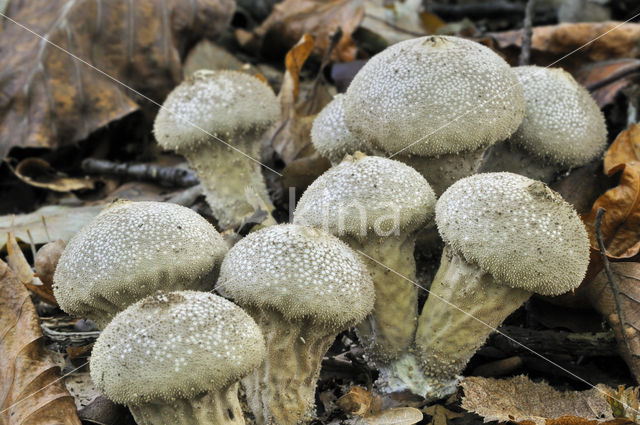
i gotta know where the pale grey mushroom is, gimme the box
[53,201,227,328]
[217,224,374,425]
[480,66,607,182]
[294,154,436,374]
[90,291,265,425]
[311,95,376,164]
[153,70,280,229]
[343,36,525,195]
[391,173,589,399]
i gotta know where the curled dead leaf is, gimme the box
[337,386,381,416]
[0,259,82,424]
[10,158,95,192]
[575,59,640,108]
[461,375,628,425]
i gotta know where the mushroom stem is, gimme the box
[396,146,486,196]
[480,140,559,183]
[346,235,419,361]
[242,307,336,425]
[414,247,530,398]
[180,140,274,230]
[129,383,245,425]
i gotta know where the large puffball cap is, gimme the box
[53,201,228,327]
[343,35,525,157]
[294,154,436,237]
[510,66,607,168]
[90,291,265,405]
[435,173,589,295]
[153,70,280,151]
[311,95,373,163]
[217,224,375,326]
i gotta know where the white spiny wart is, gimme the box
[53,201,227,328]
[90,291,265,425]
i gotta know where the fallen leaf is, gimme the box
[337,386,381,416]
[461,375,628,425]
[574,59,640,108]
[0,0,234,158]
[422,405,463,425]
[10,158,95,192]
[352,407,423,425]
[586,263,640,384]
[485,22,640,71]
[583,125,640,261]
[0,204,104,247]
[238,0,364,62]
[605,386,640,423]
[0,259,82,424]
[182,39,246,78]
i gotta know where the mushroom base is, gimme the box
[182,139,275,230]
[128,383,245,425]
[396,146,485,197]
[479,140,559,183]
[414,247,531,398]
[347,235,419,362]
[242,307,337,425]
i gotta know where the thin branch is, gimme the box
[519,0,536,66]
[81,158,198,187]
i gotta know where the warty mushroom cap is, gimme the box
[90,291,265,405]
[435,172,589,296]
[53,201,228,326]
[294,155,436,237]
[153,70,280,151]
[509,66,607,168]
[343,35,525,157]
[311,95,374,163]
[217,224,375,327]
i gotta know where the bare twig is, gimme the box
[81,158,198,187]
[595,207,633,357]
[519,0,536,66]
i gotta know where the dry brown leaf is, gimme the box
[0,259,82,424]
[422,405,463,425]
[587,263,640,383]
[0,0,234,158]
[461,375,628,425]
[337,386,381,416]
[10,158,95,192]
[485,22,640,71]
[583,125,640,262]
[574,59,640,108]
[239,0,364,62]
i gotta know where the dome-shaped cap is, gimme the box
[217,224,374,326]
[311,95,374,163]
[510,66,607,168]
[153,70,280,151]
[343,36,525,157]
[435,173,589,295]
[53,201,228,327]
[294,155,436,237]
[90,291,265,404]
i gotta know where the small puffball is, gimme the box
[344,36,525,157]
[217,224,375,327]
[90,291,265,405]
[435,172,589,295]
[509,66,607,167]
[294,155,436,237]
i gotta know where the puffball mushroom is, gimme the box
[480,66,607,182]
[216,224,375,425]
[311,95,376,164]
[90,290,265,425]
[343,35,525,196]
[153,70,280,229]
[294,154,436,364]
[410,173,589,399]
[53,200,227,328]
